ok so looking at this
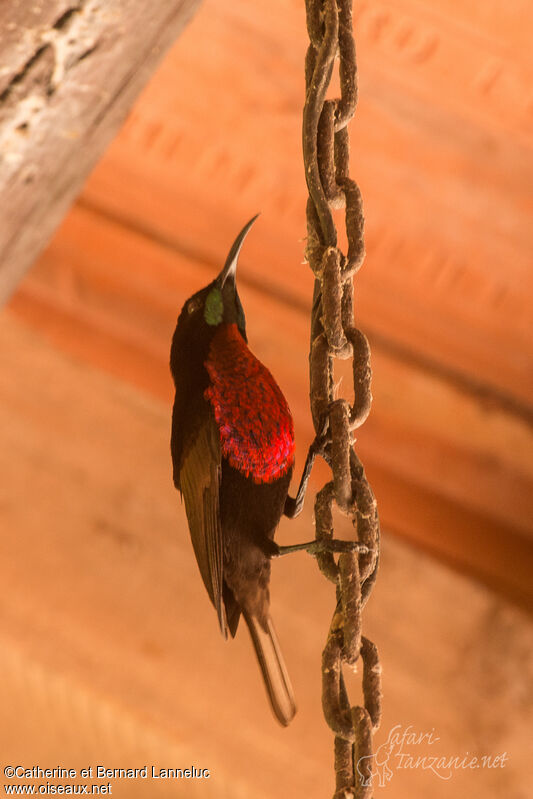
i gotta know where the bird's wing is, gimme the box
[179,405,228,638]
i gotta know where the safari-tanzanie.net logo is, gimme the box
[356,724,508,788]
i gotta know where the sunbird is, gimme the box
[170,216,360,725]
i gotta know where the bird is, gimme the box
[170,215,299,726]
[170,216,364,726]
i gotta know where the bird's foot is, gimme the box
[284,416,331,520]
[273,538,369,557]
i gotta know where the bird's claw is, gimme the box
[273,539,369,557]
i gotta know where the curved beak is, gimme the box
[217,214,259,289]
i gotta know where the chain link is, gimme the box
[302,1,382,795]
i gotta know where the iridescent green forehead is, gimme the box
[204,286,223,326]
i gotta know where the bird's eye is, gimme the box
[187,298,201,315]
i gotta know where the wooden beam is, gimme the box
[0,0,201,303]
[71,0,532,409]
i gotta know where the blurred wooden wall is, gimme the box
[7,0,533,610]
[1,2,533,798]
[1,313,531,799]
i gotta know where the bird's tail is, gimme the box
[243,611,297,726]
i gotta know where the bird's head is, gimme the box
[178,215,258,342]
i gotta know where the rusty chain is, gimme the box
[302,1,382,796]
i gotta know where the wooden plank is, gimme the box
[71,0,533,408]
[9,203,533,610]
[0,0,201,303]
[0,310,531,798]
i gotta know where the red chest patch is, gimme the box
[204,324,295,484]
